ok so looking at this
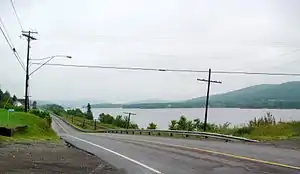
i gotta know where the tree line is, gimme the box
[44,103,94,120]
[98,113,138,129]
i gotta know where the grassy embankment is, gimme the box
[218,121,300,141]
[58,113,121,130]
[165,113,300,141]
[211,114,300,141]
[0,109,58,142]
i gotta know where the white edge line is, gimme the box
[67,135,162,174]
[53,117,162,174]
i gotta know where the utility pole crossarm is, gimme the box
[22,34,37,40]
[123,112,136,116]
[197,78,222,84]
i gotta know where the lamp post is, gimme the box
[24,55,72,112]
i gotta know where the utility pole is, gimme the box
[197,68,222,131]
[22,31,37,112]
[123,112,136,129]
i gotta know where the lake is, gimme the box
[91,108,300,129]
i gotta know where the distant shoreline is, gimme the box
[91,107,300,110]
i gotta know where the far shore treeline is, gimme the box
[90,81,300,109]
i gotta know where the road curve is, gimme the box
[52,116,300,174]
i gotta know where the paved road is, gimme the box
[52,116,300,174]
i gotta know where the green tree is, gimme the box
[147,122,157,130]
[99,113,114,124]
[43,104,66,115]
[32,101,37,109]
[3,91,11,104]
[12,95,17,102]
[0,89,3,100]
[66,108,86,117]
[177,116,188,130]
[186,120,194,131]
[113,115,125,127]
[169,120,177,130]
[86,103,93,120]
[193,118,203,130]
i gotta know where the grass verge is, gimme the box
[58,114,121,130]
[0,109,59,142]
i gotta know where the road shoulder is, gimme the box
[0,141,125,174]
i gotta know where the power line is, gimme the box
[0,17,25,70]
[0,17,14,44]
[30,63,208,73]
[9,0,24,31]
[30,62,300,77]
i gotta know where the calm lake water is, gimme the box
[91,108,300,129]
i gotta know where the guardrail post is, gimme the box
[94,120,96,130]
[82,119,85,128]
[132,131,134,134]
[140,132,142,135]
[148,132,151,135]
[120,131,122,134]
[170,133,173,136]
[158,132,161,136]
[126,131,128,134]
[72,116,73,123]
[185,134,189,138]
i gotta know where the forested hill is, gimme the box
[122,81,300,109]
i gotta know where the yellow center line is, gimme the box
[90,133,300,171]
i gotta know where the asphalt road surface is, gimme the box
[52,116,300,174]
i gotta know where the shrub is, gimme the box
[168,120,177,130]
[232,126,253,136]
[30,109,49,118]
[248,112,276,127]
[14,106,24,112]
[99,113,114,124]
[147,122,157,130]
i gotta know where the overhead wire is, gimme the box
[31,62,300,77]
[9,0,24,31]
[30,63,208,73]
[0,17,25,71]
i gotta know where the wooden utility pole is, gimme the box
[197,68,222,131]
[22,31,37,112]
[123,112,136,129]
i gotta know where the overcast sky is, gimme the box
[0,0,300,103]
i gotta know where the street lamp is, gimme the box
[29,55,72,76]
[24,55,72,112]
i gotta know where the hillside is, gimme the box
[90,103,122,108]
[123,81,300,109]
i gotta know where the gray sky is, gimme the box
[0,0,300,103]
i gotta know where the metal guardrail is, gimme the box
[53,114,259,143]
[103,129,259,143]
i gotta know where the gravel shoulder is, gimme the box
[0,141,125,174]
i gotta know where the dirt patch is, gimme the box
[0,141,125,174]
